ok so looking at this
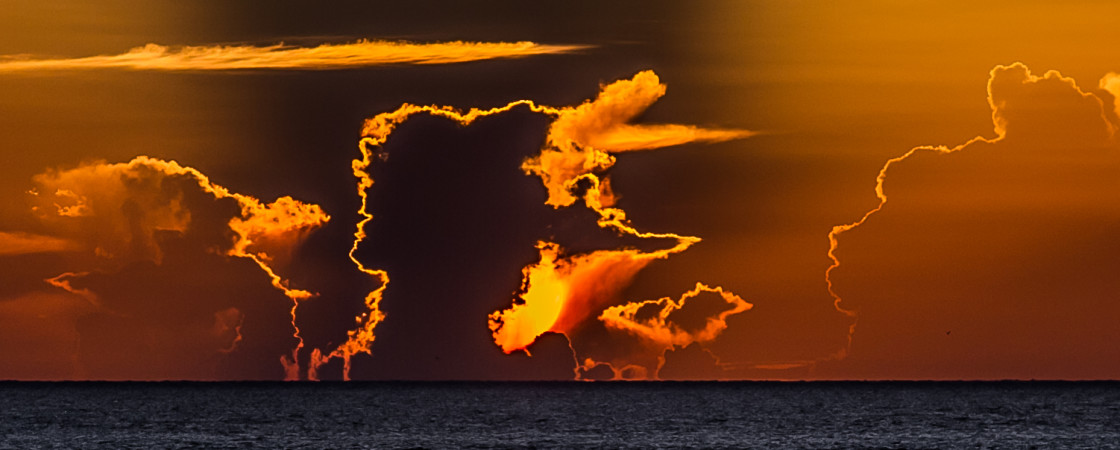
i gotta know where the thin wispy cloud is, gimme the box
[0,40,589,72]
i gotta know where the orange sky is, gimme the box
[2,0,1120,380]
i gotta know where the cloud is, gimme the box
[594,283,752,379]
[2,70,753,381]
[31,157,327,292]
[987,63,1115,142]
[0,40,588,72]
[1,156,327,379]
[309,100,562,380]
[823,62,1120,379]
[0,231,79,255]
[1100,72,1120,124]
[524,70,756,207]
[321,70,755,380]
[489,241,685,354]
[547,70,752,153]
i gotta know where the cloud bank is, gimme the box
[1,69,757,380]
[0,157,326,379]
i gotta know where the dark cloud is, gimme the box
[328,110,576,380]
[299,71,754,381]
[0,157,325,380]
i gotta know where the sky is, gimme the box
[2,0,1120,381]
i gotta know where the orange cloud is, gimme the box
[0,231,78,255]
[488,241,685,354]
[988,63,1116,141]
[21,156,327,379]
[44,272,98,306]
[0,40,588,72]
[307,100,561,380]
[491,73,753,379]
[596,283,752,378]
[306,70,755,380]
[824,62,1120,379]
[32,156,327,280]
[525,70,755,207]
[1100,72,1120,124]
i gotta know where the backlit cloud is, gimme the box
[324,71,755,380]
[1,69,755,381]
[525,70,756,207]
[1100,72,1120,124]
[0,156,327,379]
[823,62,1120,379]
[596,283,751,378]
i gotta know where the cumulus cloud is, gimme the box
[0,40,588,72]
[987,63,1115,142]
[310,100,561,380]
[331,70,755,380]
[595,283,752,378]
[0,156,327,379]
[823,62,1120,379]
[488,241,685,354]
[1,70,753,381]
[1100,72,1120,125]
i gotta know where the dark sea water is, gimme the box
[1,381,1117,449]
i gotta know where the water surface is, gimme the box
[2,381,1117,448]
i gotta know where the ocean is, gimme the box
[1,381,1117,448]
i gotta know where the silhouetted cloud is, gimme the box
[323,71,755,380]
[0,157,326,379]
